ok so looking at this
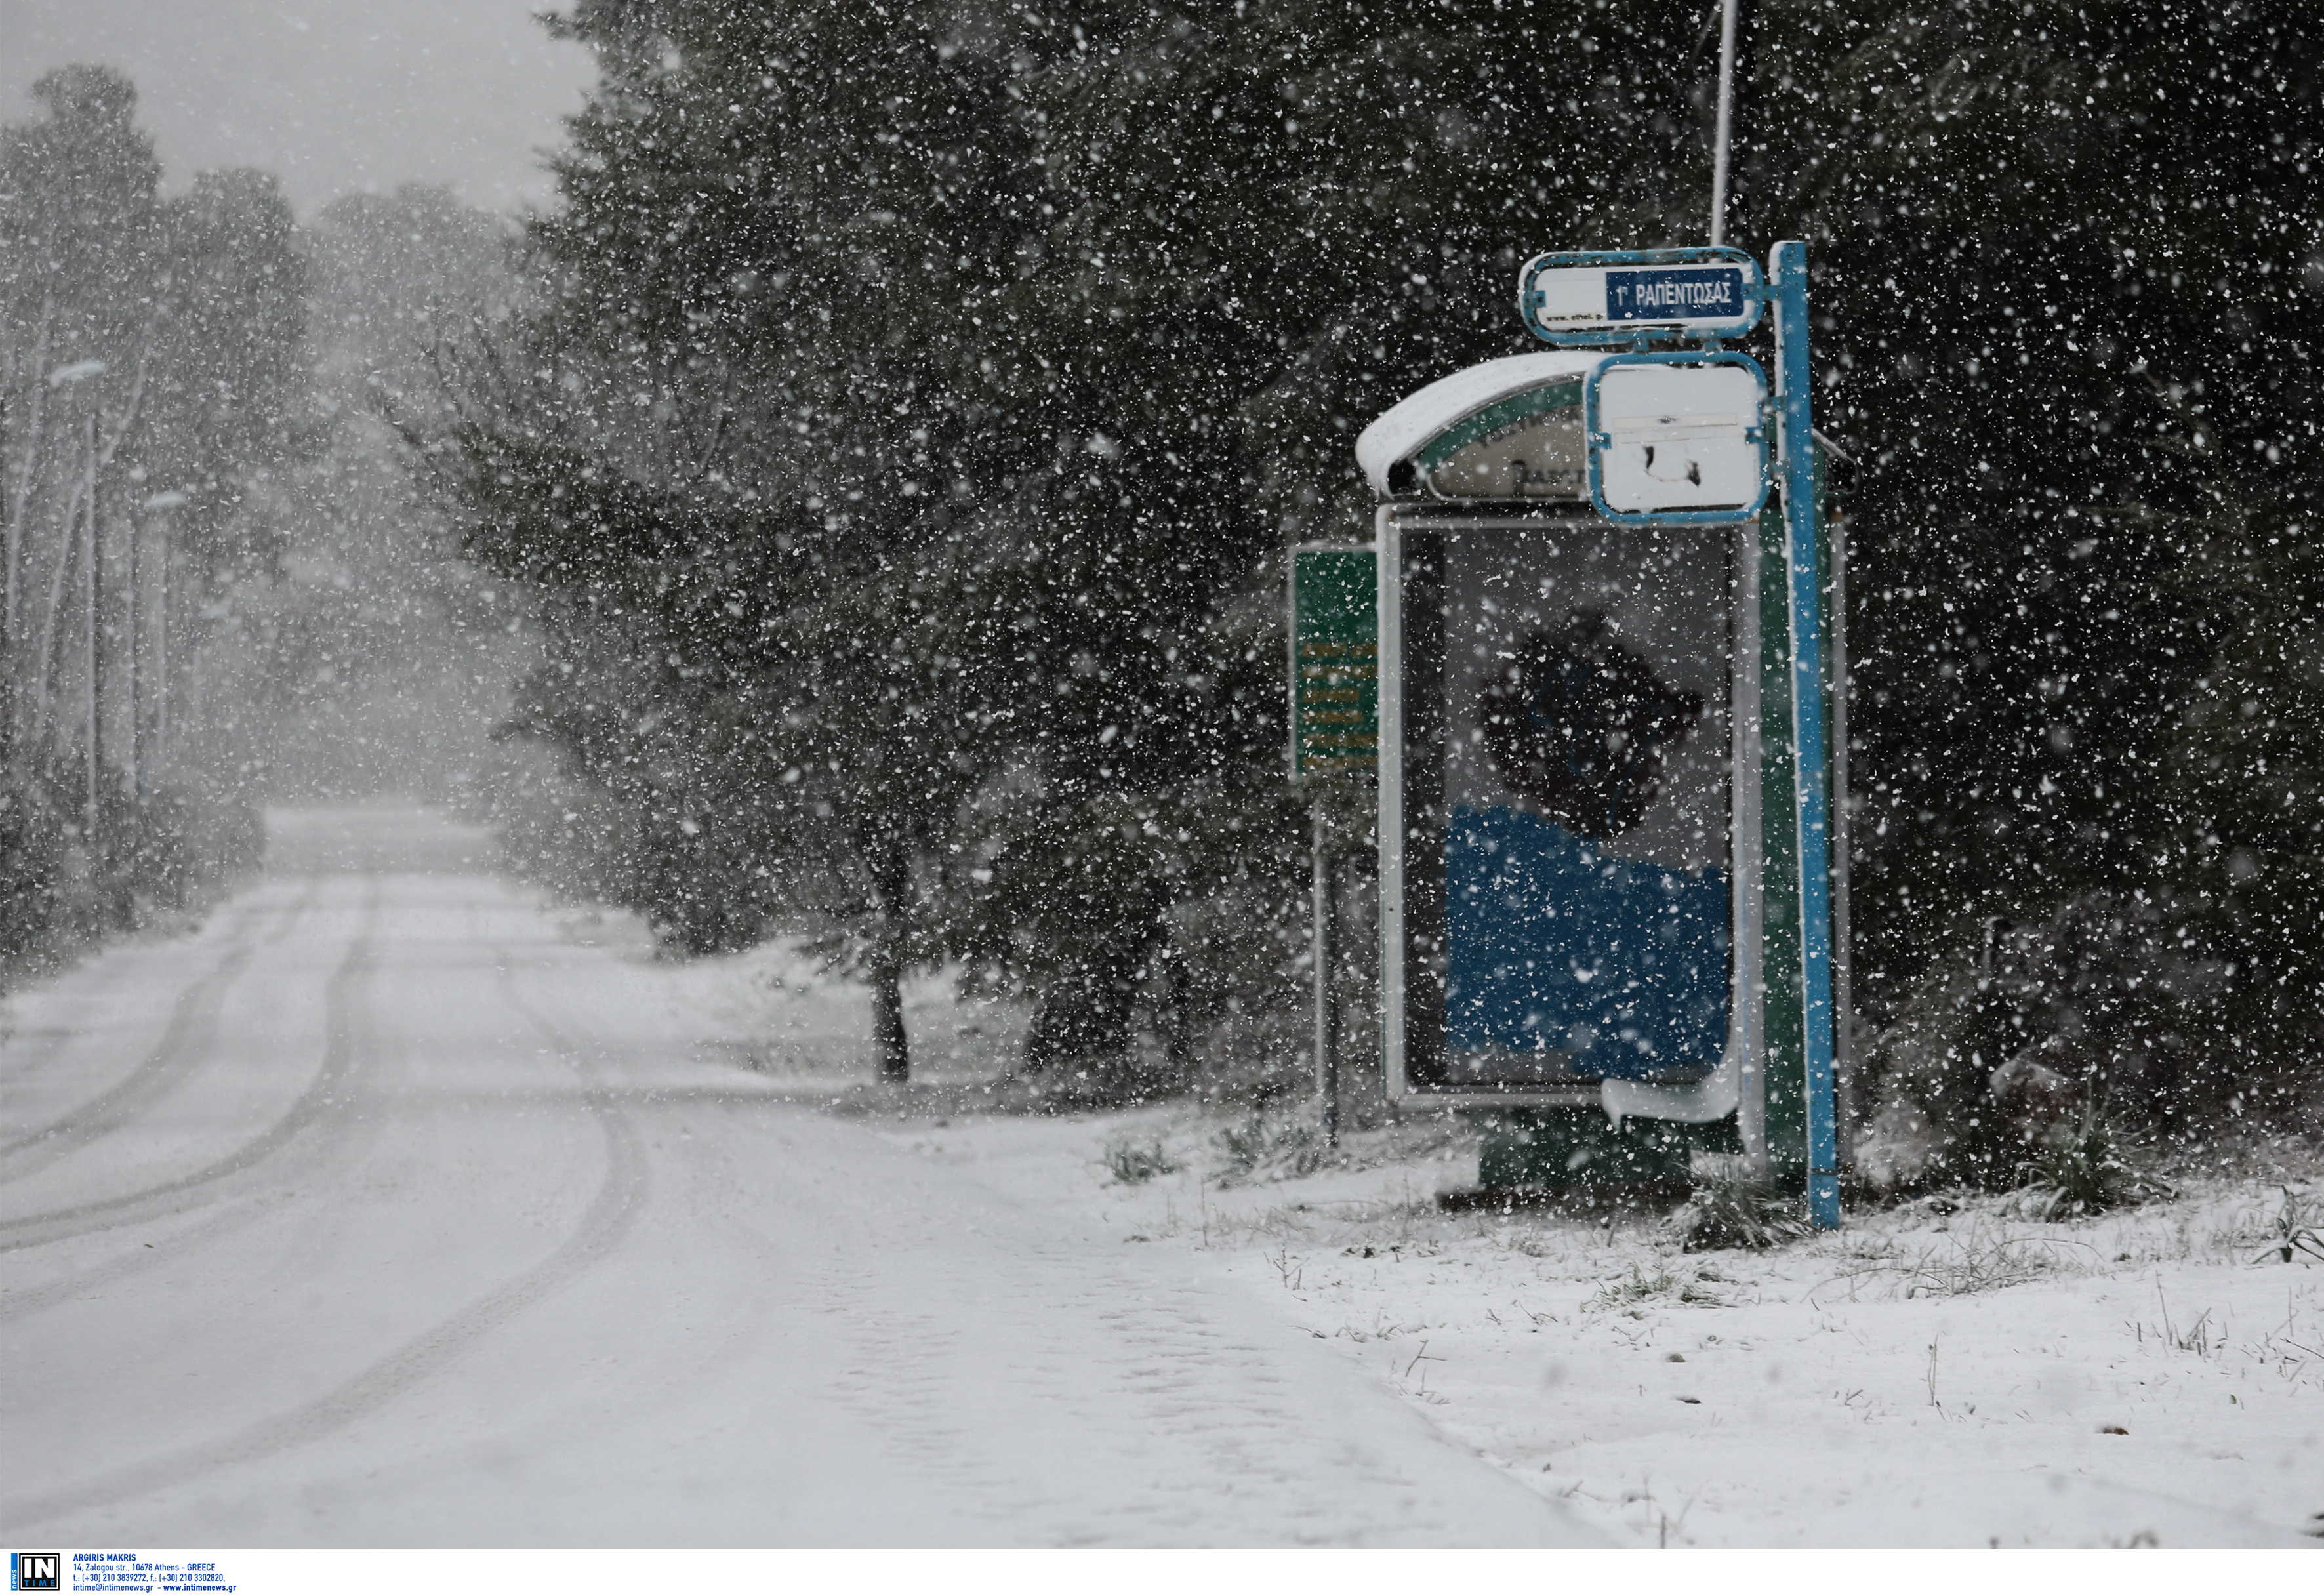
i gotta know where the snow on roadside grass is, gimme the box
[554,911,2324,1546]
[889,1103,2324,1549]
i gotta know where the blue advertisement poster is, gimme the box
[1435,522,1734,1088]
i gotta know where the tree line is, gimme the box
[0,68,518,969]
[13,3,2310,1165]
[432,0,2321,1155]
[0,67,306,953]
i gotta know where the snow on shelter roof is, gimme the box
[1355,350,1612,499]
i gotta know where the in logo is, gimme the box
[10,1553,60,1592]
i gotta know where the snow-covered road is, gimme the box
[0,808,1597,1547]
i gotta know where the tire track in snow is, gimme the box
[0,878,380,1255]
[0,898,285,1105]
[0,893,284,1140]
[0,880,319,1181]
[0,940,649,1530]
[0,882,413,1328]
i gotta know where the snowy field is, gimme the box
[907,1113,2324,1549]
[2,806,2318,1550]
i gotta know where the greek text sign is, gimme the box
[1519,247,1764,346]
[1608,268,1744,321]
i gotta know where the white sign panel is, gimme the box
[1586,359,1770,521]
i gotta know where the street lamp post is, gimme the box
[138,491,187,802]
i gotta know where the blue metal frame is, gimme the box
[1519,245,1766,347]
[1768,242,1841,1231]
[1581,350,1771,527]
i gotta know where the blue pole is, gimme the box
[1769,241,1841,1230]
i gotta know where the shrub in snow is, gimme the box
[1210,1109,1323,1186]
[1661,1167,1812,1253]
[1865,894,2245,1191]
[1585,1262,1729,1311]
[2011,1103,2172,1221]
[2254,1186,2324,1265]
[1102,1135,1179,1186]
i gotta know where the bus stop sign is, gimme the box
[1519,245,1764,346]
[1584,352,1771,523]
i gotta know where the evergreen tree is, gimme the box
[0,65,163,768]
[963,0,1711,1064]
[443,0,1719,1082]
[1737,0,2323,1137]
[446,0,1051,1075]
[446,0,2324,1134]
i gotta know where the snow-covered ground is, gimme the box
[0,806,1589,1547]
[649,833,2324,1549]
[910,1111,2324,1549]
[4,805,2318,1549]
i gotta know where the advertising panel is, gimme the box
[1383,512,1748,1104]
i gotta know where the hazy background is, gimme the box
[0,0,592,215]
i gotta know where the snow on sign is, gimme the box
[1519,245,1764,346]
[1584,354,1771,523]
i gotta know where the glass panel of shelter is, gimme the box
[1417,518,1736,1094]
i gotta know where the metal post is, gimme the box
[153,510,171,781]
[1709,0,1742,246]
[1769,241,1840,1229]
[81,415,100,846]
[1827,495,1856,1168]
[1313,800,1339,1149]
[1731,506,1768,1176]
[128,504,143,802]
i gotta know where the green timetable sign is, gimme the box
[1291,546,1379,778]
